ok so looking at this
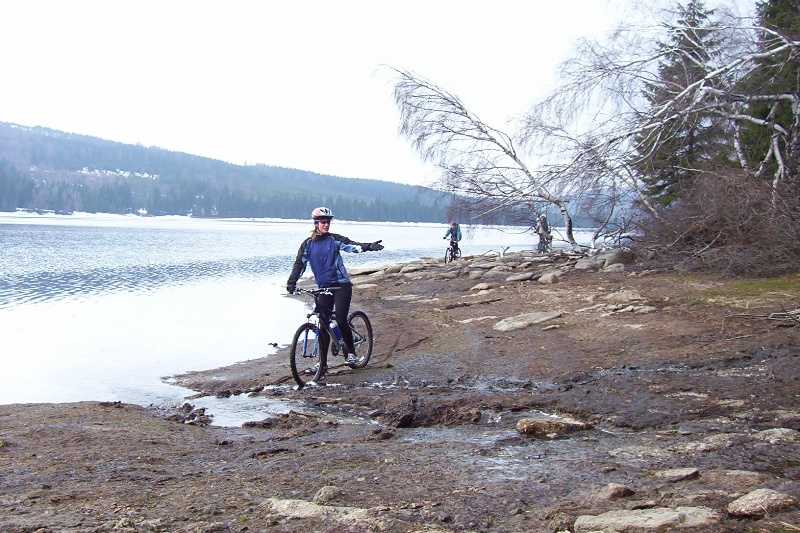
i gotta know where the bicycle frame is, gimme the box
[298,290,344,357]
[445,240,460,262]
[295,288,367,357]
[289,287,374,387]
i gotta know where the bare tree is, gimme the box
[388,67,580,247]
[521,1,799,214]
[387,1,798,260]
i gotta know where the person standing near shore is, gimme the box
[536,214,551,253]
[286,207,384,377]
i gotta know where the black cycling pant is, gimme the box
[316,282,354,363]
[537,233,551,252]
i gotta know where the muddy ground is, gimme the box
[1,251,799,532]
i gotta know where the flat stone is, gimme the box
[470,261,501,269]
[493,311,562,332]
[754,428,800,444]
[506,272,535,282]
[383,294,423,302]
[399,263,427,274]
[727,488,796,517]
[574,506,720,532]
[602,290,646,304]
[651,467,700,483]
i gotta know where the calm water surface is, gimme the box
[0,213,586,425]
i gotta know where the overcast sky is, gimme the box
[0,1,752,187]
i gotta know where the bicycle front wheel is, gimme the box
[444,247,452,263]
[289,323,323,388]
[347,311,373,369]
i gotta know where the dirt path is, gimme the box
[2,251,799,532]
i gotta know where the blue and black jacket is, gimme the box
[287,233,366,288]
[444,224,462,242]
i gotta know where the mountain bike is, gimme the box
[288,287,373,388]
[537,233,553,253]
[444,240,462,263]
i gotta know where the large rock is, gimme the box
[727,488,796,517]
[574,506,720,532]
[574,256,606,272]
[596,482,635,500]
[312,485,343,503]
[538,271,560,284]
[574,248,636,272]
[603,263,625,273]
[516,416,591,439]
[598,248,636,267]
[493,311,562,332]
[399,263,427,274]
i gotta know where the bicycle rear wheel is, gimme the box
[289,323,323,387]
[347,311,373,369]
[455,247,462,260]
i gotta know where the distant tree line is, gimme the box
[0,160,446,221]
[0,123,451,222]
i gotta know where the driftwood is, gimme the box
[728,307,800,323]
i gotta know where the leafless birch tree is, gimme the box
[388,67,580,247]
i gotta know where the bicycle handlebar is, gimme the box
[292,287,341,297]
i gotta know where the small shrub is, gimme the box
[635,172,800,276]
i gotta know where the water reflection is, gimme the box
[0,256,292,309]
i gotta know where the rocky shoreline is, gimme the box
[1,249,799,532]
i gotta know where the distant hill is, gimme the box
[0,122,451,222]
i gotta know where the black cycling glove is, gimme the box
[364,240,384,251]
[286,283,296,294]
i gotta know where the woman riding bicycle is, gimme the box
[286,207,383,376]
[443,220,462,254]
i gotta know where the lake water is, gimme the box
[0,212,593,425]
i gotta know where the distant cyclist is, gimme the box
[443,220,462,255]
[286,207,383,376]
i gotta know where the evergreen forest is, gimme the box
[0,122,450,222]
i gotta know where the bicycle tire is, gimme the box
[455,247,462,260]
[346,311,373,369]
[444,247,452,263]
[289,323,324,387]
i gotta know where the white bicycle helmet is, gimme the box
[311,206,334,220]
